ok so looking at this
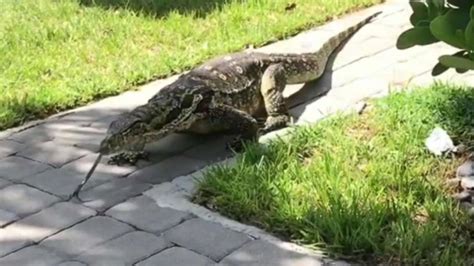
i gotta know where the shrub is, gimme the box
[396,0,474,76]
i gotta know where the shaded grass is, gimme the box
[194,83,474,264]
[0,0,381,130]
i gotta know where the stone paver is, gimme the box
[0,245,65,266]
[0,178,11,189]
[16,141,90,168]
[76,231,171,265]
[0,156,51,182]
[78,178,152,212]
[6,202,96,243]
[106,195,191,233]
[63,153,138,178]
[7,125,54,144]
[40,216,133,257]
[57,261,87,266]
[0,227,32,257]
[0,184,60,217]
[164,218,251,261]
[40,122,107,153]
[0,209,18,227]
[183,136,234,163]
[0,140,23,159]
[219,240,325,266]
[136,247,216,266]
[0,202,95,257]
[128,155,208,184]
[22,167,115,199]
[0,1,463,265]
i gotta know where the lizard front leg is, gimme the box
[108,150,149,166]
[108,138,148,166]
[260,63,291,134]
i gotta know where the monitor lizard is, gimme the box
[70,11,381,199]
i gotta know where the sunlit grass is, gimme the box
[194,83,474,264]
[0,0,382,129]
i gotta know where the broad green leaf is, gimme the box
[430,9,470,49]
[456,67,469,73]
[431,62,449,76]
[439,54,474,70]
[432,50,466,76]
[466,6,474,50]
[426,0,448,20]
[447,0,472,8]
[396,27,438,49]
[465,19,474,50]
[409,1,429,26]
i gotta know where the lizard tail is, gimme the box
[318,11,382,61]
[270,11,382,84]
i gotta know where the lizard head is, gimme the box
[98,80,209,155]
[97,92,192,155]
[99,115,149,155]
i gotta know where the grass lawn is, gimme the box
[194,84,474,264]
[0,0,381,130]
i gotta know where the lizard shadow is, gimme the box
[78,0,235,19]
[286,35,350,120]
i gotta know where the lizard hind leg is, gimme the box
[260,63,291,134]
[207,104,260,151]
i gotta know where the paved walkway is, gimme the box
[0,1,470,265]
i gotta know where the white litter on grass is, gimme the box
[425,127,455,156]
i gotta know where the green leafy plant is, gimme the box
[397,0,474,75]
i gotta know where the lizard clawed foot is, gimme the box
[226,136,254,152]
[108,151,150,166]
[259,115,291,135]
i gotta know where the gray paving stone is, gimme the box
[57,261,87,266]
[0,227,32,257]
[0,140,24,158]
[183,136,234,163]
[0,245,65,266]
[7,126,54,144]
[330,47,398,88]
[16,141,90,168]
[79,178,152,212]
[22,167,115,199]
[0,209,18,227]
[136,247,216,266]
[326,76,388,104]
[376,8,412,28]
[128,155,208,184]
[291,96,350,125]
[0,184,60,217]
[356,17,409,40]
[7,202,96,243]
[63,153,137,178]
[106,195,191,233]
[171,174,200,195]
[164,218,251,261]
[332,36,393,71]
[40,216,133,257]
[76,231,171,265]
[39,122,107,153]
[219,240,325,266]
[0,178,11,189]
[0,156,51,181]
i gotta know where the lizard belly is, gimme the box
[185,118,226,134]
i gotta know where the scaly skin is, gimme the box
[99,11,382,164]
